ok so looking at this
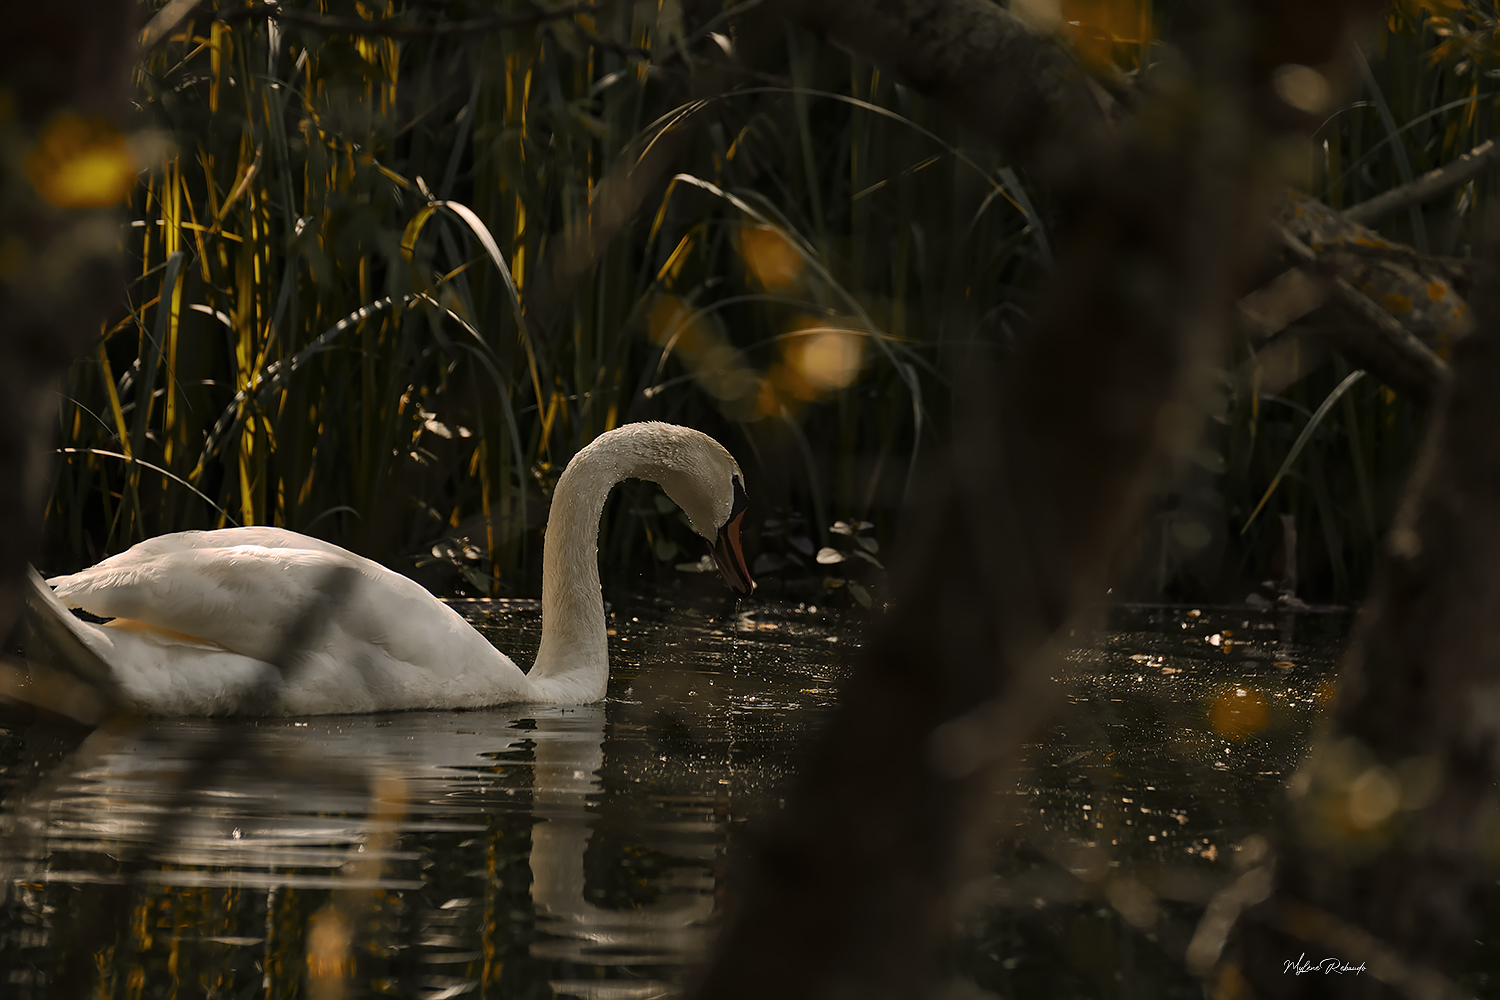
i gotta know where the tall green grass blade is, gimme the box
[1241,369,1366,535]
[59,448,240,526]
[1354,46,1428,253]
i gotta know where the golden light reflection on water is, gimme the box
[305,904,354,1000]
[1207,684,1269,740]
[1,601,1353,998]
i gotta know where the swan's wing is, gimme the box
[26,566,274,714]
[48,543,476,668]
[82,625,282,716]
[47,529,538,712]
[76,527,370,571]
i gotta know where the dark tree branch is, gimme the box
[1208,243,1500,998]
[1345,137,1500,227]
[687,2,1383,996]
[218,0,598,37]
[767,0,1114,185]
[0,1,136,663]
[1275,224,1450,405]
[1237,191,1470,404]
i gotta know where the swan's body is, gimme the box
[34,422,752,716]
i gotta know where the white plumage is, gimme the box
[34,422,753,716]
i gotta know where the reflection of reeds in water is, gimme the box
[0,595,847,997]
[0,702,736,999]
[4,561,375,997]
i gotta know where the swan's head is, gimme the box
[704,471,753,597]
[617,423,754,596]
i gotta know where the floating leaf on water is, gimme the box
[815,547,845,564]
[848,582,872,608]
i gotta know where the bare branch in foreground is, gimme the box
[686,2,1389,993]
[1345,138,1500,227]
[1275,225,1450,405]
[0,0,136,670]
[1206,243,1500,998]
[218,0,599,37]
[770,0,1116,179]
[1280,193,1473,353]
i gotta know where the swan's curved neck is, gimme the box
[527,439,665,701]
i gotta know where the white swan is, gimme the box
[30,422,753,716]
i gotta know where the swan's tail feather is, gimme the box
[15,567,121,721]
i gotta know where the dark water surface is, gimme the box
[0,596,1352,998]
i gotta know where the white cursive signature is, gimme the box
[1284,953,1366,976]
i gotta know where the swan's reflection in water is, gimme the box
[0,706,728,999]
[528,714,714,998]
[2,600,1354,998]
[1,593,851,999]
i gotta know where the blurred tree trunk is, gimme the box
[1199,245,1500,996]
[689,1,1380,997]
[0,3,136,642]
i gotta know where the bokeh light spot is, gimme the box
[1208,685,1268,740]
[795,328,864,392]
[26,113,136,209]
[738,225,803,289]
[1348,766,1400,830]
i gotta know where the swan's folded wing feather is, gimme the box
[48,543,520,688]
[78,526,358,571]
[49,546,409,663]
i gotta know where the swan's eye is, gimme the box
[729,475,749,520]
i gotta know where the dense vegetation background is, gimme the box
[37,0,1500,602]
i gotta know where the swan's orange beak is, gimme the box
[711,510,754,596]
